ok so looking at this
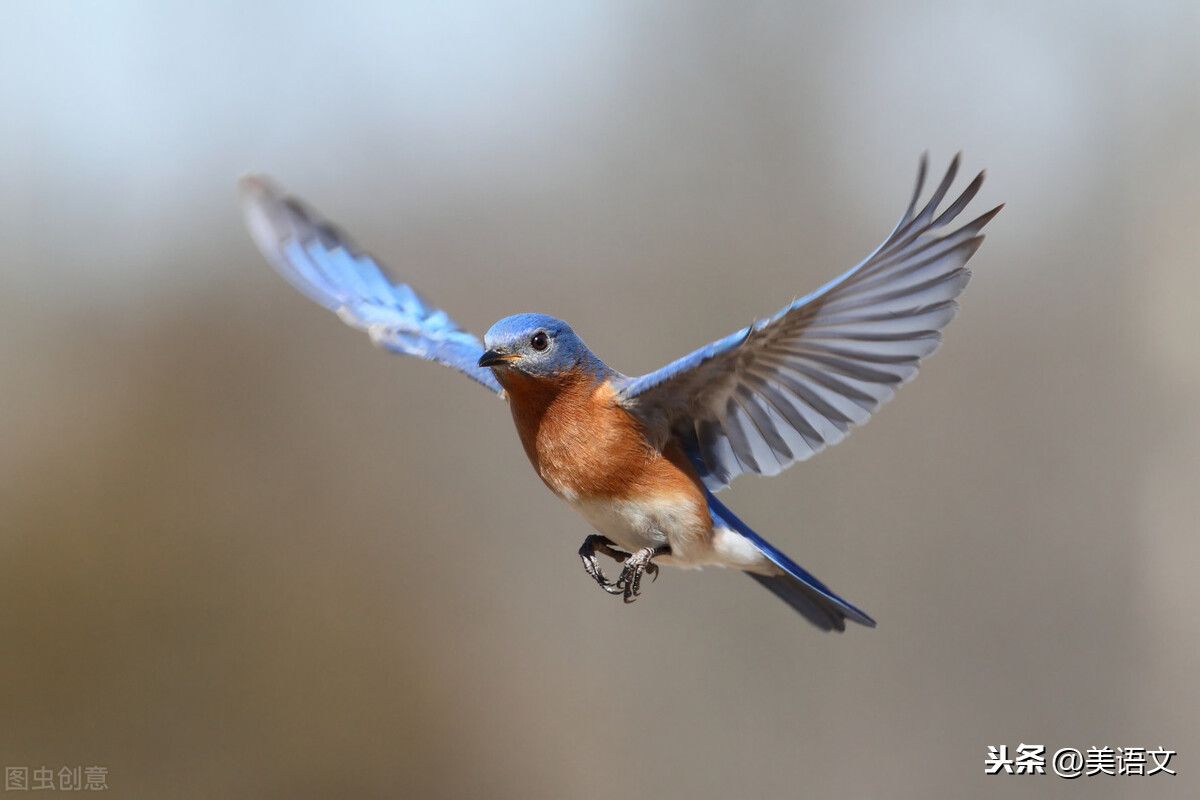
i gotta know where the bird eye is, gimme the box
[530,331,549,351]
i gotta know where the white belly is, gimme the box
[566,493,772,572]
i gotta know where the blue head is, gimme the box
[478,313,608,381]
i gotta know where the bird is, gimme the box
[239,154,1000,632]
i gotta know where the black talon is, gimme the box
[579,535,630,594]
[578,537,669,603]
[614,545,669,603]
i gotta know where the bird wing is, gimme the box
[614,155,1002,491]
[239,175,503,395]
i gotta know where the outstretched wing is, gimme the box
[615,154,1002,491]
[239,175,503,394]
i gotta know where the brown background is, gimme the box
[2,3,1197,798]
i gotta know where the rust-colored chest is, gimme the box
[499,371,705,504]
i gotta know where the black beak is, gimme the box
[478,349,509,368]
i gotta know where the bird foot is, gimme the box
[578,535,667,603]
[579,535,629,595]
[614,547,663,603]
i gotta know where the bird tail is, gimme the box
[705,489,876,632]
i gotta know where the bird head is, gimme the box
[478,313,606,381]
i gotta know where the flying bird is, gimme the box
[239,155,1000,632]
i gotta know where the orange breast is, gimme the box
[500,371,707,506]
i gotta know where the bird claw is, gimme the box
[579,535,628,594]
[578,536,667,603]
[615,554,660,603]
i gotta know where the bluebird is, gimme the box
[240,155,1000,632]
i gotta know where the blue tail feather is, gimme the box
[705,489,876,632]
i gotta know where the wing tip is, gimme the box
[237,170,272,193]
[237,172,287,218]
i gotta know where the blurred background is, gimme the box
[2,2,1197,798]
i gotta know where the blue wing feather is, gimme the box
[616,155,1002,490]
[239,175,503,395]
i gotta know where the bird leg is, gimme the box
[614,545,669,603]
[578,535,669,603]
[578,535,630,595]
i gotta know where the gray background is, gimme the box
[2,2,1197,798]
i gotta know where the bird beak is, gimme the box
[478,349,520,368]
